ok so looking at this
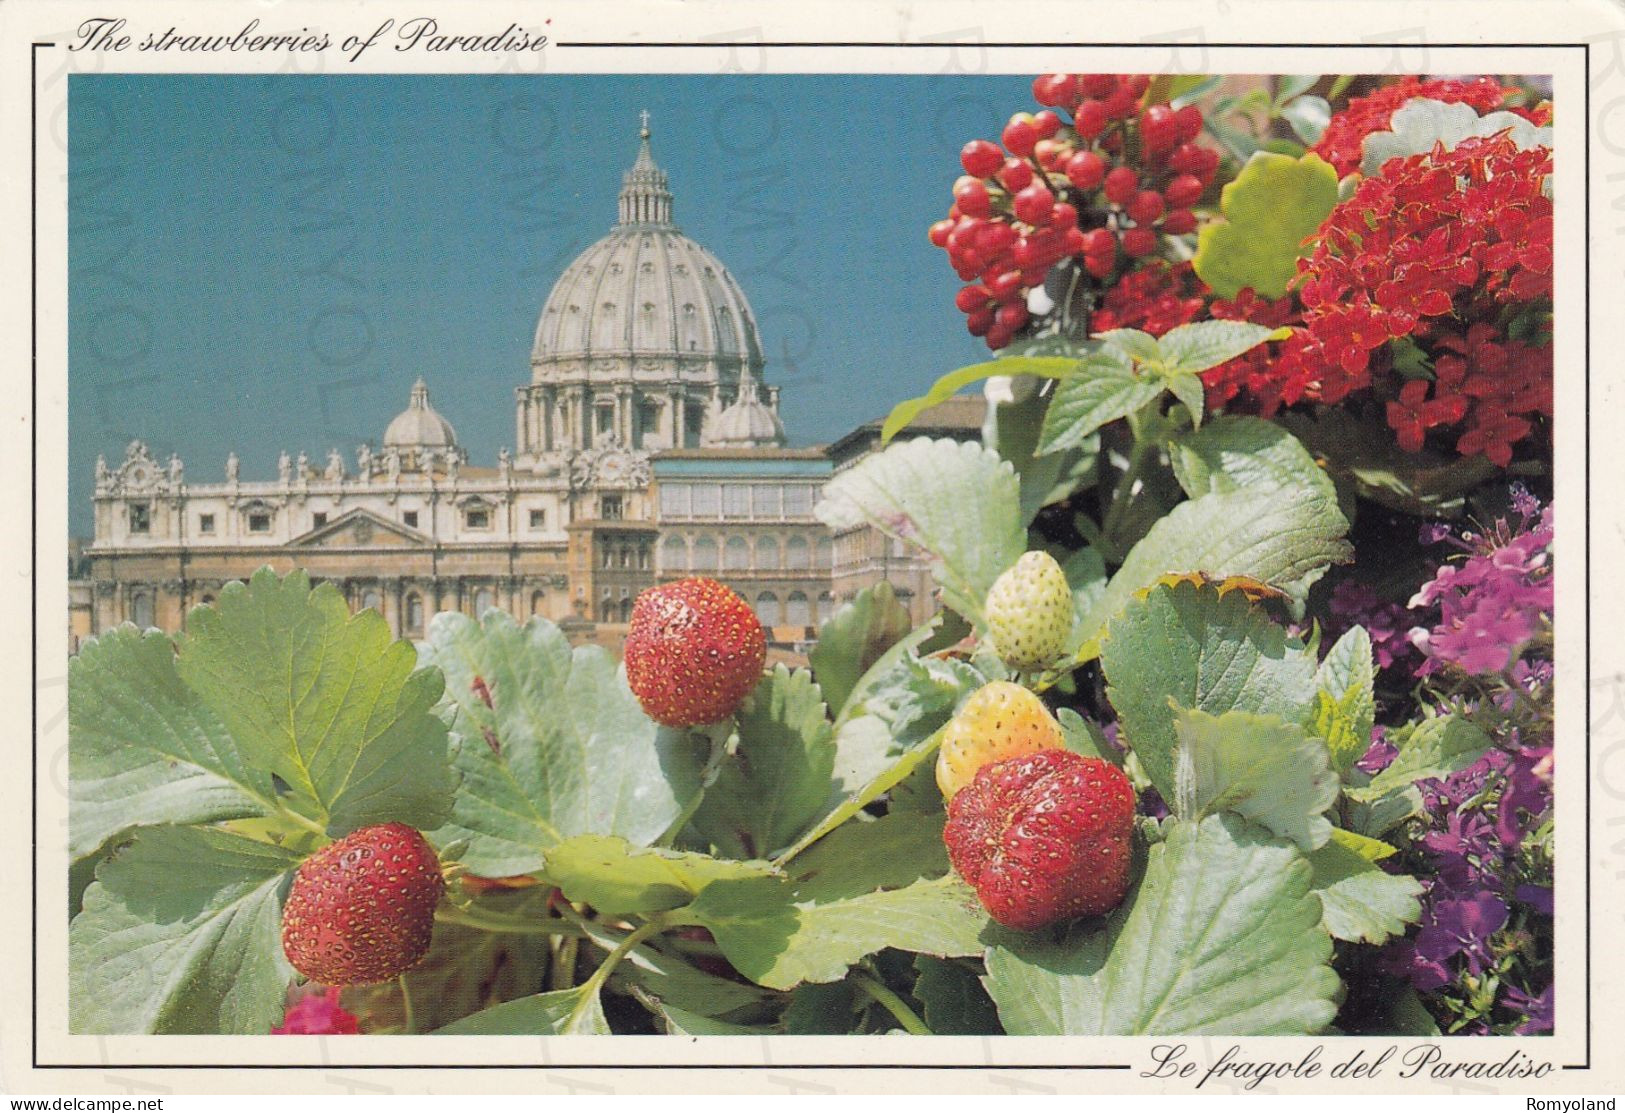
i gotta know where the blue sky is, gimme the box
[67,73,1034,534]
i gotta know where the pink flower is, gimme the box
[272,986,360,1035]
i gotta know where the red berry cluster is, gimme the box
[1311,75,1547,178]
[930,74,1221,350]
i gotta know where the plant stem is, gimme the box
[656,719,734,848]
[397,975,417,1035]
[852,970,933,1036]
[434,904,590,938]
[566,916,667,1030]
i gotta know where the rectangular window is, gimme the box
[601,495,623,520]
[312,512,328,528]
[248,512,271,533]
[198,513,215,535]
[404,510,420,528]
[596,406,615,435]
[465,507,491,530]
[752,485,780,519]
[783,484,814,516]
[129,503,150,534]
[691,484,720,517]
[723,484,750,517]
[659,483,690,518]
[529,508,546,529]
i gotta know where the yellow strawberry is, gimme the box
[935,680,1065,800]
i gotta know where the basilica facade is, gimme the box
[71,119,850,653]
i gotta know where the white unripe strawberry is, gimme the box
[984,551,1071,669]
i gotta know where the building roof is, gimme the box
[827,394,987,461]
[382,379,459,452]
[529,117,766,372]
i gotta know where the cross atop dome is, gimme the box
[619,109,673,227]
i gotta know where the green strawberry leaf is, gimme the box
[1360,97,1552,176]
[1037,348,1166,456]
[984,813,1339,1035]
[1172,708,1339,851]
[172,567,456,836]
[1101,580,1319,801]
[1192,151,1339,299]
[684,812,984,990]
[815,438,1025,626]
[420,610,688,877]
[1311,626,1377,774]
[433,984,610,1034]
[692,666,837,860]
[69,826,301,1034]
[880,356,1081,444]
[809,582,914,720]
[1075,481,1351,656]
[69,626,273,859]
[913,956,1002,1035]
[774,731,943,866]
[1308,838,1424,944]
[541,834,776,917]
[1170,414,1336,501]
[573,917,771,1018]
[985,375,1102,525]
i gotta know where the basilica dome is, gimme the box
[383,378,459,457]
[529,121,765,371]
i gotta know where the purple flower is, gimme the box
[1514,883,1553,917]
[1504,983,1554,1034]
[1356,729,1399,774]
[1415,894,1509,977]
[1326,581,1419,673]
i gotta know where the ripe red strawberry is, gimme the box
[943,749,1135,931]
[624,577,766,727]
[281,823,445,986]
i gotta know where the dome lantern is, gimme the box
[618,111,674,228]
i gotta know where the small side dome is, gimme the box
[383,378,460,454]
[711,371,786,447]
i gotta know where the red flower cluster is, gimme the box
[931,74,1222,350]
[272,986,361,1035]
[1202,290,1319,416]
[1312,75,1543,177]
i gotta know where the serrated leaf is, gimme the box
[1360,97,1553,177]
[913,956,1001,1035]
[542,834,776,917]
[881,357,1080,443]
[815,438,1024,625]
[688,812,982,990]
[1172,708,1338,850]
[1329,826,1401,861]
[685,872,987,991]
[1312,626,1377,774]
[1095,328,1163,364]
[984,814,1338,1035]
[69,626,272,859]
[1193,151,1339,299]
[1170,415,1335,501]
[986,376,1102,525]
[1281,95,1331,144]
[421,610,687,877]
[810,583,914,720]
[1076,482,1351,656]
[774,732,942,866]
[1037,349,1165,456]
[1308,839,1423,944]
[783,981,859,1033]
[693,666,836,860]
[1157,320,1285,377]
[1101,580,1319,799]
[174,568,455,836]
[1345,716,1493,836]
[433,984,610,1034]
[70,826,301,1034]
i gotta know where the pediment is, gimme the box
[292,508,428,549]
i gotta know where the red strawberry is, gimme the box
[943,749,1135,931]
[280,823,445,986]
[624,577,766,727]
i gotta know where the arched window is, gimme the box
[531,590,547,616]
[725,536,750,571]
[619,597,634,622]
[817,590,834,623]
[406,593,424,634]
[815,537,833,568]
[661,535,688,572]
[755,591,779,626]
[638,545,650,570]
[362,589,382,614]
[755,535,778,570]
[786,536,810,570]
[786,591,810,627]
[130,589,155,629]
[600,598,616,622]
[474,587,495,615]
[692,537,718,571]
[619,547,631,569]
